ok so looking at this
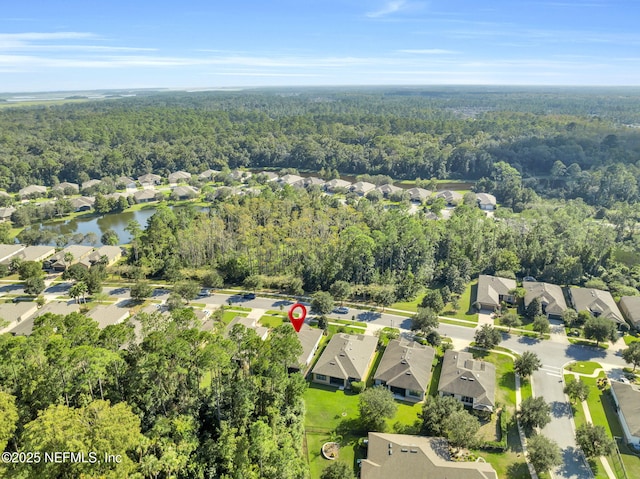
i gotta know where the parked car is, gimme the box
[335,306,349,314]
[243,292,256,299]
[198,289,211,297]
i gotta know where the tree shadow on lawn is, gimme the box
[499,372,516,392]
[506,461,530,479]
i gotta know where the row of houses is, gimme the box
[311,333,496,410]
[476,274,636,329]
[0,243,122,272]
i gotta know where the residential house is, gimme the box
[324,179,352,192]
[78,245,122,268]
[361,433,498,479]
[406,187,432,203]
[10,301,81,336]
[289,324,324,373]
[373,338,435,402]
[133,189,158,203]
[438,349,496,412]
[226,316,269,341]
[476,193,497,211]
[0,302,39,334]
[0,207,15,222]
[6,245,55,264]
[258,171,279,182]
[116,176,137,189]
[610,381,640,447]
[171,185,199,200]
[87,303,130,329]
[311,333,377,389]
[229,170,252,182]
[436,190,463,206]
[52,181,80,193]
[44,245,94,271]
[70,196,94,212]
[137,173,162,186]
[476,275,517,311]
[0,244,25,263]
[569,287,625,327]
[375,184,403,198]
[18,185,47,199]
[301,177,325,188]
[81,179,102,191]
[523,282,568,320]
[350,181,376,196]
[199,169,220,180]
[620,296,640,330]
[168,171,192,184]
[279,174,304,186]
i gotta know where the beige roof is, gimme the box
[199,169,220,179]
[351,181,376,195]
[19,185,47,196]
[226,316,269,340]
[81,179,101,189]
[570,287,624,324]
[0,244,25,262]
[436,190,463,204]
[619,296,640,327]
[476,275,516,308]
[361,433,498,479]
[374,339,435,393]
[229,170,252,181]
[375,184,402,196]
[611,381,640,438]
[407,187,432,201]
[293,324,324,368]
[53,181,79,191]
[0,207,15,219]
[172,185,199,198]
[523,282,567,316]
[47,245,94,264]
[324,179,352,190]
[475,193,496,206]
[133,189,157,201]
[279,174,304,185]
[168,171,192,183]
[13,245,55,263]
[312,333,377,382]
[87,304,130,329]
[438,350,496,411]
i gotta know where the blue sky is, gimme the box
[1,0,639,91]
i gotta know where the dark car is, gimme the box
[243,292,256,299]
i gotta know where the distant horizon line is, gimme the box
[2,84,640,96]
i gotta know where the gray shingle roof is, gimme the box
[374,339,435,393]
[438,350,496,411]
[619,296,640,327]
[361,433,498,479]
[611,381,640,439]
[476,275,516,309]
[312,333,377,381]
[570,287,624,324]
[523,282,567,316]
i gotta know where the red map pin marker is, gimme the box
[288,303,307,332]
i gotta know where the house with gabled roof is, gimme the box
[475,193,497,211]
[618,296,640,330]
[523,281,568,320]
[81,179,102,190]
[374,338,435,402]
[133,189,158,203]
[361,433,498,479]
[406,187,432,203]
[324,179,352,192]
[436,190,463,206]
[171,185,199,200]
[279,174,304,186]
[5,245,55,264]
[569,287,625,327]
[0,206,15,222]
[0,244,25,263]
[53,181,80,193]
[199,169,220,180]
[476,274,516,311]
[350,181,376,196]
[225,316,269,341]
[168,171,192,184]
[289,324,323,373]
[375,184,403,198]
[19,185,47,199]
[301,177,325,188]
[70,196,94,212]
[44,245,94,271]
[229,169,252,182]
[438,350,496,412]
[116,176,137,189]
[87,303,130,329]
[610,381,640,447]
[138,173,162,186]
[311,333,378,389]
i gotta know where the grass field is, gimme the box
[566,361,603,375]
[221,311,248,325]
[441,281,479,323]
[259,315,286,328]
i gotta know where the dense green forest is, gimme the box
[1,87,640,207]
[0,309,307,479]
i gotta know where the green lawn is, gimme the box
[566,361,603,376]
[259,315,286,328]
[520,378,533,401]
[439,317,477,328]
[441,281,479,323]
[623,334,640,346]
[221,311,248,325]
[303,383,422,478]
[331,318,368,328]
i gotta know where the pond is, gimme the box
[38,205,209,246]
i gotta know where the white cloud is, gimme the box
[366,1,407,18]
